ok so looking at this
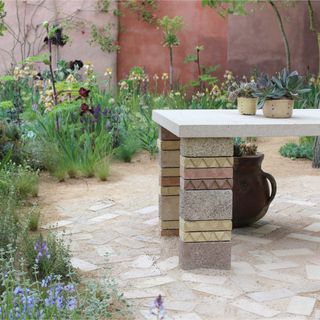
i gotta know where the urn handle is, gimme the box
[262,172,277,207]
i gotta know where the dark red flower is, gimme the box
[79,87,90,98]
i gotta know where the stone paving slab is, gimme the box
[41,165,320,319]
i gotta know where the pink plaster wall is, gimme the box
[0,0,118,87]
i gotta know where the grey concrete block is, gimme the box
[180,138,233,157]
[179,240,231,270]
[180,189,232,220]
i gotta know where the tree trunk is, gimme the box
[169,47,173,90]
[313,137,320,168]
[269,0,291,70]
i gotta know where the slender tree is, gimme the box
[306,0,320,168]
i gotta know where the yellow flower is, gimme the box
[153,74,159,81]
[104,67,113,77]
[66,74,76,83]
[161,73,168,81]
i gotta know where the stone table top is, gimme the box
[152,109,320,138]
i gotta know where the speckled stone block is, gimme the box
[158,140,180,151]
[180,190,232,220]
[161,167,180,177]
[159,127,179,141]
[181,178,233,190]
[179,240,231,270]
[160,150,180,168]
[180,138,233,157]
[180,167,233,180]
[160,176,180,187]
[159,195,179,221]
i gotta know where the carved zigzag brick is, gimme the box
[182,178,233,190]
[180,230,231,242]
[181,156,234,168]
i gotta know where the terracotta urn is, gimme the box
[237,97,257,115]
[263,99,294,118]
[232,153,277,228]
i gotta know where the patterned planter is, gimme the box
[263,99,294,118]
[237,97,257,115]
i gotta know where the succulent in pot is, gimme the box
[228,81,257,115]
[233,139,277,227]
[253,69,310,118]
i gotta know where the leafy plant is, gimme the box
[228,81,256,102]
[158,16,184,90]
[280,142,314,160]
[253,69,311,108]
[90,24,119,53]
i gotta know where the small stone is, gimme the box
[89,213,119,223]
[306,264,320,280]
[88,200,115,211]
[157,256,179,272]
[71,257,99,272]
[287,296,316,316]
[272,248,313,257]
[121,268,161,280]
[135,206,158,214]
[181,272,227,285]
[304,222,320,232]
[255,261,299,271]
[134,276,175,288]
[41,220,73,229]
[232,297,280,317]
[123,289,165,299]
[287,233,320,243]
[232,261,255,275]
[131,255,155,269]
[193,283,242,299]
[247,288,294,302]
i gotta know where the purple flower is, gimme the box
[66,297,77,311]
[64,284,75,293]
[150,295,165,319]
[34,240,50,264]
[102,108,108,116]
[79,87,90,98]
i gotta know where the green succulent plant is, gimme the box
[228,81,256,102]
[253,69,311,109]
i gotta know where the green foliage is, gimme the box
[279,142,314,160]
[27,209,40,232]
[90,24,119,53]
[123,0,157,24]
[0,0,6,36]
[115,132,140,163]
[202,0,250,16]
[96,0,110,12]
[228,81,256,102]
[158,16,184,48]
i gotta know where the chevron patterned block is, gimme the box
[181,178,233,190]
[160,186,180,196]
[180,167,233,180]
[161,220,179,230]
[181,156,234,168]
[161,167,180,177]
[180,218,232,232]
[158,140,180,151]
[180,230,231,242]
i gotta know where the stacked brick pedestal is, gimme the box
[179,138,233,269]
[159,128,180,236]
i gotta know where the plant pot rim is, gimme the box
[264,98,294,102]
[234,152,264,159]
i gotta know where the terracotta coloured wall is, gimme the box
[227,1,320,76]
[117,0,228,88]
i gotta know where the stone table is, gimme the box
[152,109,320,270]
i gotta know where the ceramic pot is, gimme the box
[263,99,294,118]
[233,153,277,228]
[237,97,257,115]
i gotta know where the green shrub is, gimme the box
[22,232,73,281]
[115,134,140,163]
[94,157,111,181]
[27,210,40,231]
[279,142,313,160]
